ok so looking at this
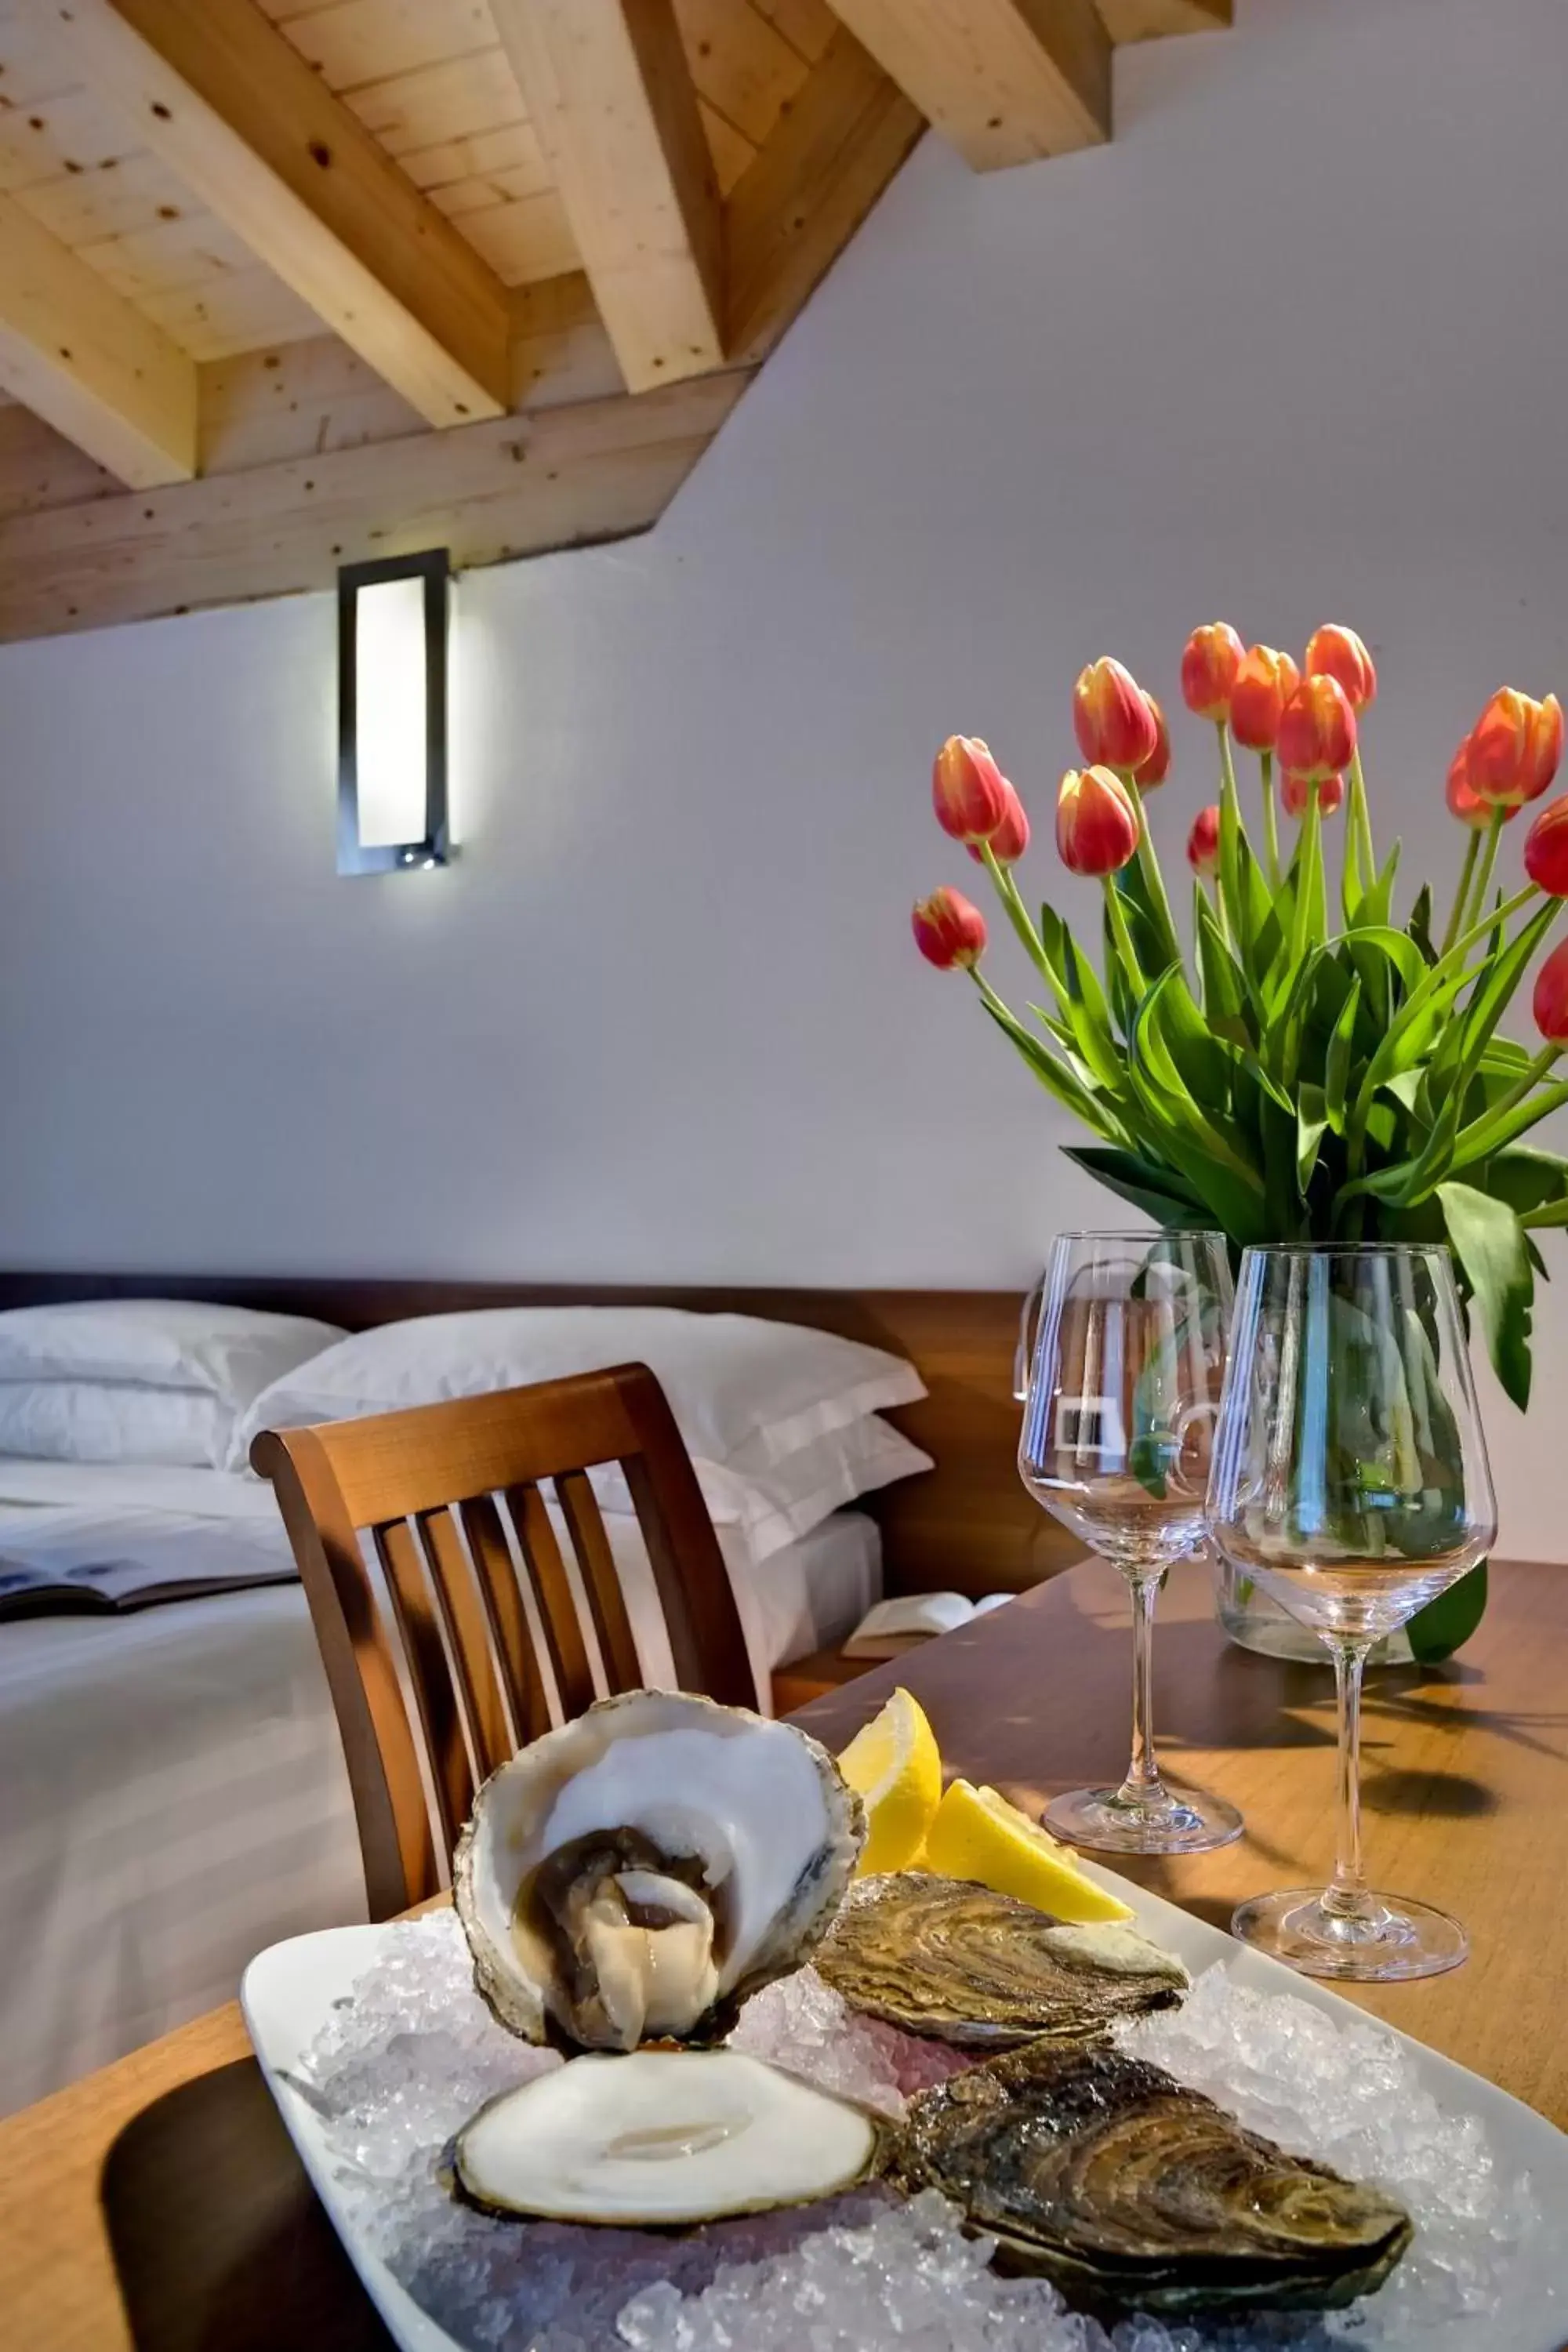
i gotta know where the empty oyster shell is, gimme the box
[452,2048,880,2225]
[454,1690,862,2053]
[815,1871,1188,2048]
[893,2039,1412,2315]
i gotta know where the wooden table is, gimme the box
[3,1555,1566,2351]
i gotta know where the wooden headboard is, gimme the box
[0,1273,1076,1595]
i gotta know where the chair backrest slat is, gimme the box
[374,1515,474,1848]
[416,1505,512,1782]
[458,1492,550,1748]
[556,1468,643,1694]
[253,1363,757,1916]
[506,1479,597,1719]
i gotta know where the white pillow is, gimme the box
[676,1414,932,1559]
[230,1305,931,1555]
[0,1381,233,1468]
[0,1300,346,1412]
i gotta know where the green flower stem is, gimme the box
[1443,1046,1567,1177]
[1258,750,1281,889]
[1103,875,1145,994]
[1217,720,1240,822]
[979,843,1061,999]
[1126,777,1182,973]
[1468,1042,1562,1138]
[1445,880,1537,971]
[1439,829,1483,957]
[1462,808,1506,936]
[1287,786,1323,970]
[1347,744,1376,882]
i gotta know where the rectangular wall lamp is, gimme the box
[337,548,452,875]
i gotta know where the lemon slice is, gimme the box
[836,1687,943,1876]
[920,1778,1134,1922]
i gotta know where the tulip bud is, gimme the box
[1187,804,1221,877]
[967,780,1030,866]
[1277,674,1357,782]
[1533,936,1568,1041]
[1132,696,1171,789]
[1280,768,1345,819]
[1073,657,1160,773]
[1467,688,1564,808]
[1056,765,1141,877]
[1524,797,1568,897]
[1305,623,1377,713]
[1180,624,1244,723]
[1446,739,1520,829]
[932,735,1011,844]
[1229,646,1301,753]
[912,887,988,970]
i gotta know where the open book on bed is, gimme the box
[0,1507,298,1618]
[841,1589,1012,1660]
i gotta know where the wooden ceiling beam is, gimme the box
[821,0,1111,169]
[488,0,724,393]
[0,194,196,488]
[0,368,751,644]
[725,28,924,364]
[47,0,513,429]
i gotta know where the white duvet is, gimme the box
[0,1463,879,2114]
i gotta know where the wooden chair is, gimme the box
[252,1364,756,1918]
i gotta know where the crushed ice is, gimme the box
[289,1910,1564,2352]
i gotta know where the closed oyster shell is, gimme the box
[815,1872,1188,2048]
[893,2038,1413,2316]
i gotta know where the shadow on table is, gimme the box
[101,2060,391,2352]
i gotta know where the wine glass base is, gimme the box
[1231,1886,1468,1982]
[1044,1784,1244,1857]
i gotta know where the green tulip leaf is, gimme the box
[1323,977,1362,1135]
[1062,1145,1210,1228]
[1406,878,1436,965]
[1348,838,1403,933]
[1483,1147,1568,1218]
[1406,1560,1489,1664]
[1297,1084,1329,1190]
[1437,1180,1534,1410]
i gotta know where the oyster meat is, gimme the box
[452,2048,880,2226]
[893,2039,1412,2315]
[815,1871,1189,2048]
[455,1690,862,2052]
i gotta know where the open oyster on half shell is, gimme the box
[816,1871,1189,2048]
[452,2047,882,2227]
[894,2038,1413,2315]
[454,1690,863,2053]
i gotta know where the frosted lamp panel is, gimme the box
[354,575,429,847]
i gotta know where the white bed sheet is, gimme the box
[0,1464,880,2114]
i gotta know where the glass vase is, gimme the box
[1213,1534,1413,1667]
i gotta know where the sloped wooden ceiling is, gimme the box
[0,0,1228,643]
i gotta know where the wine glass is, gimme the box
[1206,1243,1496,1980]
[1019,1230,1243,1855]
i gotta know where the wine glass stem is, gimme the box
[1118,1568,1166,1805]
[1323,1635,1377,1922]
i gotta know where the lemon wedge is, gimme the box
[920,1778,1134,1922]
[836,1687,943,1876]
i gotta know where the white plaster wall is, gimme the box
[2,0,1567,1551]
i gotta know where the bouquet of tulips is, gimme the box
[912,625,1568,1576]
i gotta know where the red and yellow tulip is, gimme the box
[1072,658,1160,774]
[912,887,988,970]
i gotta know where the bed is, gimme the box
[0,1457,884,2115]
[0,1276,1066,2117]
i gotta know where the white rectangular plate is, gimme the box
[241,1871,1568,2352]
